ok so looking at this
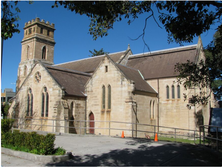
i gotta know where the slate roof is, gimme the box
[116,64,157,94]
[54,50,127,73]
[46,65,91,97]
[47,44,198,96]
[127,45,198,80]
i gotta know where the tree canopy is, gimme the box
[53,1,222,104]
[53,1,222,45]
[89,48,109,57]
[2,1,222,104]
[1,1,20,40]
[175,25,222,105]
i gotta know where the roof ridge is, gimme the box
[46,65,91,76]
[117,63,138,71]
[54,50,126,66]
[129,44,197,58]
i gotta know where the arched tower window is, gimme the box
[41,87,49,117]
[172,85,175,99]
[153,101,155,119]
[27,88,33,116]
[27,45,30,59]
[177,85,180,98]
[42,46,46,60]
[108,85,111,110]
[166,85,169,99]
[102,85,105,110]
[24,65,27,76]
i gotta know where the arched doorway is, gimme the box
[89,112,94,134]
[69,102,76,134]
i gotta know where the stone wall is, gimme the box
[14,63,63,132]
[132,93,158,138]
[85,56,134,137]
[147,77,211,132]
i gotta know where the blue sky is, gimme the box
[1,1,220,92]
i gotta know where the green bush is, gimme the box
[1,130,63,155]
[1,119,14,133]
[53,147,66,155]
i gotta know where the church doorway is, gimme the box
[69,102,76,134]
[89,112,94,134]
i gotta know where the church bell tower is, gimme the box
[16,18,56,91]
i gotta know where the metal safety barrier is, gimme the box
[199,125,222,151]
[8,117,203,144]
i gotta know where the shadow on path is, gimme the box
[46,142,222,166]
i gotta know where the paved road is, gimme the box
[1,153,45,166]
[2,134,222,166]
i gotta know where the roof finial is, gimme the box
[127,44,130,50]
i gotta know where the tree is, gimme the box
[53,1,222,44]
[1,1,21,40]
[1,103,10,118]
[89,48,109,57]
[1,1,222,103]
[53,1,222,104]
[175,25,222,105]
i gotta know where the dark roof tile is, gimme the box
[54,51,126,73]
[127,45,197,80]
[116,64,157,94]
[46,66,90,97]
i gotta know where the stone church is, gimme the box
[9,18,216,137]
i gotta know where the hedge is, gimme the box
[1,119,14,133]
[1,130,57,155]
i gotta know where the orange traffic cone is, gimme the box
[154,133,158,142]
[121,131,125,138]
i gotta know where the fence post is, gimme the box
[199,126,201,145]
[80,121,81,135]
[41,119,42,131]
[154,125,156,139]
[216,127,218,151]
[132,123,134,138]
[109,121,110,136]
[194,130,195,144]
[203,126,205,146]
[174,128,176,142]
[53,119,54,132]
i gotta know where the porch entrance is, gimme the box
[89,112,94,134]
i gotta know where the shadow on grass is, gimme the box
[45,141,222,166]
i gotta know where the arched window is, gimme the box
[27,88,33,116]
[166,85,169,99]
[172,85,175,99]
[108,85,111,110]
[42,46,46,60]
[40,28,43,34]
[153,101,155,119]
[41,92,45,117]
[29,28,32,34]
[177,85,180,98]
[150,100,152,119]
[41,87,49,117]
[27,45,30,59]
[102,85,105,110]
[24,65,27,76]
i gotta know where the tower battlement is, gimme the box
[24,17,55,29]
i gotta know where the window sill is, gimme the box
[25,116,33,120]
[40,117,48,119]
[107,109,111,112]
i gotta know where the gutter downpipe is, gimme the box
[157,79,160,132]
[85,97,87,134]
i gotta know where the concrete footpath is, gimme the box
[2,133,222,166]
